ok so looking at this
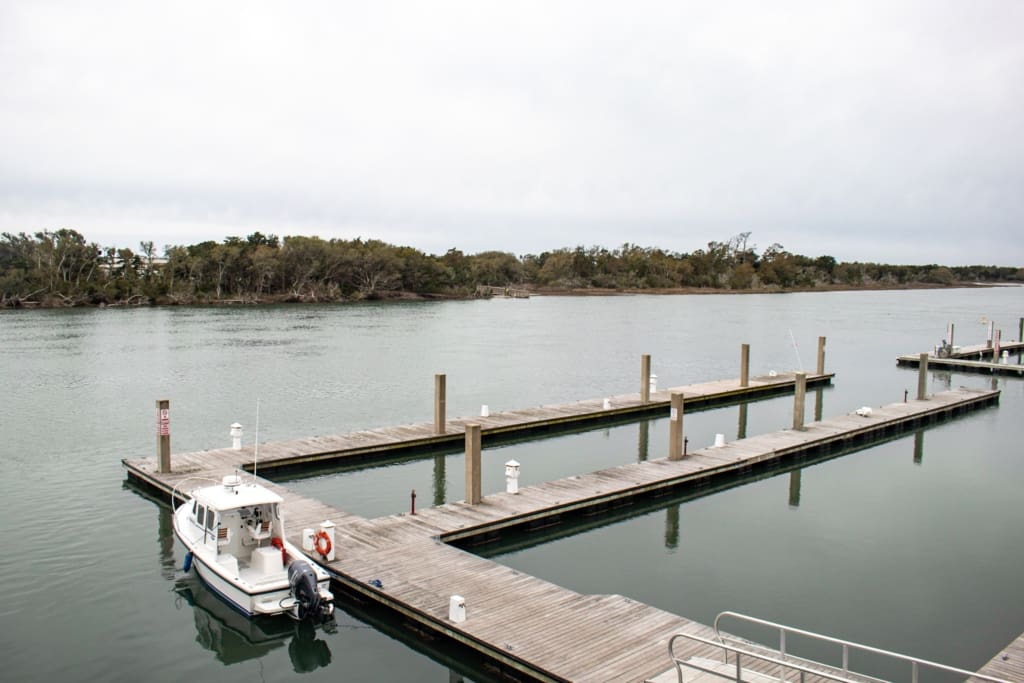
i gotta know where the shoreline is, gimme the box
[2,280,1016,310]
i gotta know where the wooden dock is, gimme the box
[973,631,1024,682]
[897,354,1024,376]
[124,386,1000,682]
[140,371,833,475]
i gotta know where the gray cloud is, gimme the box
[1,0,1022,265]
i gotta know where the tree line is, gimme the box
[1,229,1020,307]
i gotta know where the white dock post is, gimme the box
[230,422,242,450]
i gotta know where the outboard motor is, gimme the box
[288,560,322,621]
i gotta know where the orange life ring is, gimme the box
[313,530,332,557]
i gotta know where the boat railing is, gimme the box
[169,475,222,507]
[667,610,1013,683]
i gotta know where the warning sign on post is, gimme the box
[157,408,169,436]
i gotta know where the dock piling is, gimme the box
[465,424,482,505]
[792,372,807,430]
[434,374,446,435]
[817,336,827,375]
[668,393,684,460]
[917,353,929,399]
[156,399,170,473]
[740,344,750,387]
[641,355,651,403]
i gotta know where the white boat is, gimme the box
[173,474,335,622]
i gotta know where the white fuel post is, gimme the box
[230,422,243,450]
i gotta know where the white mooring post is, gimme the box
[505,460,521,494]
[449,595,466,623]
[230,422,243,450]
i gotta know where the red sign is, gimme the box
[157,408,169,436]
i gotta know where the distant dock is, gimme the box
[124,374,1003,681]
[141,369,834,475]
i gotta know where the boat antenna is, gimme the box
[253,398,260,481]
[788,329,804,372]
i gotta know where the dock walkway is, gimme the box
[124,387,1000,682]
[143,371,833,475]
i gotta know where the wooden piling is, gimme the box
[434,374,446,435]
[156,399,170,474]
[792,372,807,431]
[1019,317,1023,343]
[641,354,651,403]
[740,344,750,387]
[816,336,826,375]
[668,393,684,460]
[917,352,928,400]
[948,323,955,348]
[464,423,481,505]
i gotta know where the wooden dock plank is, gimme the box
[123,385,1001,683]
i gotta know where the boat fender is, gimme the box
[183,552,193,573]
[313,530,332,558]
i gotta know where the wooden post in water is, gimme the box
[434,374,446,435]
[668,393,684,460]
[816,336,826,375]
[792,372,807,431]
[917,352,928,400]
[948,323,955,349]
[156,399,170,473]
[641,354,651,403]
[1019,317,1023,343]
[464,423,482,505]
[740,344,750,387]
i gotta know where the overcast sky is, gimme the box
[1,1,1022,266]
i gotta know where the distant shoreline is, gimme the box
[3,280,1015,310]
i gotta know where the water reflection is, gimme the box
[913,431,924,465]
[737,403,748,440]
[173,581,332,672]
[788,470,802,508]
[637,420,649,461]
[433,454,447,506]
[814,387,824,422]
[664,504,680,550]
[158,505,176,581]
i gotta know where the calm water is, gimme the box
[1,288,1022,681]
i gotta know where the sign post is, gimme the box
[157,399,170,473]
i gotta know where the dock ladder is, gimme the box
[666,611,1012,683]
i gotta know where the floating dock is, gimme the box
[897,353,1024,377]
[152,370,833,474]
[124,384,1001,682]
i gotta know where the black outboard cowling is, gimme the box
[288,560,322,621]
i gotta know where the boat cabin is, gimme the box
[186,476,287,577]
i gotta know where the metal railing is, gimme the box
[665,611,1011,683]
[669,631,873,683]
